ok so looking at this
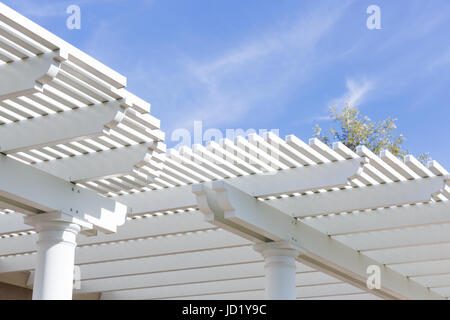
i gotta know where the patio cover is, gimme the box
[0,3,449,300]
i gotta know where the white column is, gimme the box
[254,241,298,300]
[25,213,81,300]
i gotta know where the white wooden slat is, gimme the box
[250,133,302,168]
[357,146,405,182]
[0,2,127,87]
[301,293,380,300]
[0,211,215,256]
[238,135,288,170]
[429,287,450,297]
[404,155,435,178]
[193,144,244,177]
[0,212,29,234]
[78,246,267,280]
[0,24,44,55]
[309,138,346,162]
[55,70,111,103]
[305,201,450,236]
[264,132,315,165]
[428,160,448,176]
[332,142,359,159]
[76,263,332,294]
[217,139,267,174]
[0,35,29,58]
[334,224,450,252]
[286,135,329,164]
[362,163,392,184]
[269,175,444,217]
[370,243,450,266]
[0,229,250,273]
[410,274,450,288]
[380,150,421,180]
[389,260,450,277]
[101,280,359,300]
[0,101,33,119]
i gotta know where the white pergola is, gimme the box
[1,3,450,300]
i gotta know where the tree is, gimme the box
[313,105,430,163]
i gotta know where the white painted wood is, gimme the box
[267,176,446,217]
[303,201,450,236]
[0,52,60,100]
[33,142,160,182]
[0,155,127,233]
[0,211,29,234]
[198,181,443,299]
[101,279,360,300]
[0,101,159,154]
[25,213,81,300]
[0,211,215,256]
[254,241,298,299]
[366,243,450,265]
[0,229,251,273]
[334,223,450,252]
[0,2,126,88]
[75,263,330,294]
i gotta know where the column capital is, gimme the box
[24,212,93,231]
[253,241,300,259]
[254,241,298,300]
[24,212,86,300]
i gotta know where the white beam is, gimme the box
[77,246,268,281]
[334,223,450,252]
[0,212,214,256]
[0,229,250,273]
[227,158,363,197]
[0,100,132,153]
[0,52,61,100]
[0,212,29,234]
[305,201,450,236]
[0,2,127,88]
[117,158,364,214]
[33,142,158,182]
[266,176,446,217]
[100,277,358,300]
[119,185,197,214]
[0,154,127,233]
[366,243,450,265]
[78,266,333,295]
[389,260,450,277]
[195,181,443,300]
[161,287,375,301]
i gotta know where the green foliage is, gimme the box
[313,105,429,163]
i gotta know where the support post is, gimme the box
[25,213,86,300]
[253,241,298,300]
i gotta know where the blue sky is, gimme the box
[4,0,450,167]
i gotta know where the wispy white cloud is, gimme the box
[139,1,353,131]
[328,78,374,111]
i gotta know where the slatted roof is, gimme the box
[1,2,449,300]
[1,131,448,299]
[0,2,164,190]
